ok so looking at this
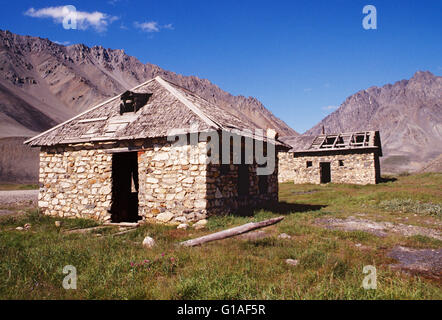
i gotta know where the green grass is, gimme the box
[0,173,441,299]
[0,184,39,190]
[378,199,441,218]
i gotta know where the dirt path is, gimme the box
[0,190,38,206]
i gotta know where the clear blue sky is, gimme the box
[0,0,441,133]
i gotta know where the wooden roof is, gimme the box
[285,131,382,156]
[25,77,287,147]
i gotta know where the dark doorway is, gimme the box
[238,165,250,196]
[320,162,331,183]
[111,152,140,222]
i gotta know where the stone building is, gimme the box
[25,76,288,223]
[279,131,382,185]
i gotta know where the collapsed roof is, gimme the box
[25,76,287,148]
[282,131,382,156]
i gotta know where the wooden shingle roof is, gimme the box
[25,77,286,147]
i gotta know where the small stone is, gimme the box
[177,223,188,230]
[146,177,159,184]
[142,236,155,248]
[174,216,187,223]
[99,185,112,195]
[194,199,207,209]
[285,259,299,266]
[15,226,24,231]
[156,212,174,223]
[355,243,362,247]
[193,219,208,229]
[24,223,31,230]
[278,233,291,239]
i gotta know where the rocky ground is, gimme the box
[388,246,442,279]
[315,216,442,240]
[315,216,442,278]
[0,190,38,207]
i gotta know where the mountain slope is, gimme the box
[305,71,442,173]
[0,29,297,139]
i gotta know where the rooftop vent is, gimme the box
[119,91,152,115]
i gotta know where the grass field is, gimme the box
[0,184,38,191]
[0,173,441,299]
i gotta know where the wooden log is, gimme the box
[179,216,284,247]
[103,222,140,227]
[109,228,138,237]
[64,225,110,234]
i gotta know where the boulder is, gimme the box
[193,219,208,229]
[285,259,299,266]
[177,223,189,230]
[142,236,155,248]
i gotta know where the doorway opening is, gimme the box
[110,152,140,222]
[238,165,250,196]
[320,162,331,184]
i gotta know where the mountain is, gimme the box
[0,30,297,183]
[0,30,297,139]
[304,71,442,173]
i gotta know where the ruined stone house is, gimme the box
[25,76,288,223]
[278,131,382,184]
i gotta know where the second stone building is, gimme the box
[279,131,382,185]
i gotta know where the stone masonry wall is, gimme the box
[206,162,278,215]
[38,146,113,220]
[278,152,296,183]
[38,137,280,223]
[138,138,209,224]
[278,150,380,185]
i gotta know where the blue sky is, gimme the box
[0,0,441,133]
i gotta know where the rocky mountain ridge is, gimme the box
[0,29,297,139]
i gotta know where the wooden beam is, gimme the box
[179,216,284,247]
[103,222,140,227]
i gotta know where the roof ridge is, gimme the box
[156,77,265,133]
[154,76,221,130]
[24,78,157,145]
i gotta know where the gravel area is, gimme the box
[0,190,38,206]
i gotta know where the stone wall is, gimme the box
[138,138,209,224]
[206,162,278,215]
[278,152,296,183]
[278,150,380,185]
[37,137,280,223]
[38,145,113,220]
